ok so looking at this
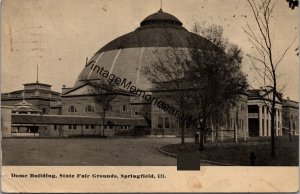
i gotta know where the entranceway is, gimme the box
[248,118,259,137]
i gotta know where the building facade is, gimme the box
[282,98,299,135]
[1,82,61,115]
[247,89,283,137]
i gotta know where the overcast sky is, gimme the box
[1,0,299,100]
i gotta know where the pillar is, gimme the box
[268,109,271,136]
[259,105,262,136]
[279,109,282,136]
[275,109,279,136]
[263,106,267,136]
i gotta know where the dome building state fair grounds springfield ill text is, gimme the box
[1,9,298,138]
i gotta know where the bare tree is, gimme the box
[145,27,247,147]
[189,24,248,150]
[244,0,296,157]
[144,34,195,144]
[84,79,117,136]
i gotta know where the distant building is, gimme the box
[1,106,12,137]
[282,97,299,135]
[1,82,61,114]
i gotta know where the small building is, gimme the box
[247,89,283,137]
[282,97,299,135]
[11,114,149,137]
[1,106,13,137]
[1,82,61,114]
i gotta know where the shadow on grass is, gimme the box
[161,136,299,166]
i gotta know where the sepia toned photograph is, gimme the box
[1,0,299,192]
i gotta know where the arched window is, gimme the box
[68,106,77,112]
[85,105,94,112]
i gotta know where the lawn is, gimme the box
[2,137,182,166]
[161,136,299,166]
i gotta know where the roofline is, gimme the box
[24,82,51,87]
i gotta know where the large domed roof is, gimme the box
[96,9,216,53]
[74,9,218,90]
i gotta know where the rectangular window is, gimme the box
[165,118,170,128]
[158,117,163,128]
[85,125,89,129]
[68,125,72,129]
[54,125,57,130]
[73,125,77,129]
[91,125,95,129]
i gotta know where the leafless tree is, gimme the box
[189,24,248,150]
[145,27,247,147]
[144,33,195,144]
[83,79,117,136]
[244,0,296,157]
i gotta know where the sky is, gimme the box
[1,0,299,101]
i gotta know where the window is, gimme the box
[68,106,77,112]
[73,125,77,129]
[293,122,296,130]
[165,118,170,128]
[68,125,72,129]
[158,117,163,128]
[85,125,89,129]
[91,125,95,129]
[54,125,57,130]
[85,105,94,112]
[135,112,138,115]
[121,105,127,112]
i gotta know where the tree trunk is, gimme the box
[102,108,106,136]
[199,116,206,151]
[270,90,276,157]
[199,122,205,151]
[181,120,185,144]
[199,104,207,151]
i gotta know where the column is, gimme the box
[259,105,262,136]
[263,106,267,136]
[279,109,282,136]
[275,109,279,136]
[268,109,271,136]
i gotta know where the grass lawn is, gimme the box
[161,136,299,166]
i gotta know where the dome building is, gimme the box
[61,9,248,137]
[74,9,217,90]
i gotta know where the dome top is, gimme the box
[140,9,183,27]
[95,10,218,53]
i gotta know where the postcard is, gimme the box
[1,0,299,192]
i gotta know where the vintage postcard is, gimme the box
[1,0,299,192]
